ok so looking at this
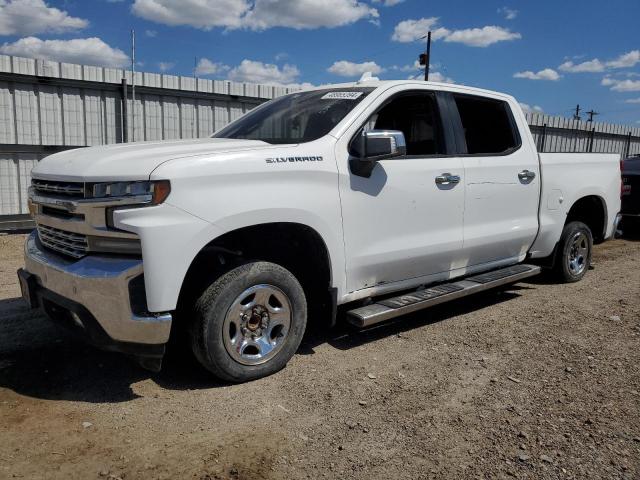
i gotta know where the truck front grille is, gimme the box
[37,225,88,259]
[32,179,85,198]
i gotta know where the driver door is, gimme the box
[335,88,466,295]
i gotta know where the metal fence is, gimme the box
[525,112,640,157]
[1,54,639,226]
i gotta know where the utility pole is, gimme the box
[131,29,136,142]
[418,31,432,81]
[573,104,581,121]
[586,109,599,122]
[193,56,197,138]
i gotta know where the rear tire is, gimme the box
[553,221,593,283]
[189,261,307,383]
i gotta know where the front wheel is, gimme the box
[189,261,307,383]
[553,221,593,283]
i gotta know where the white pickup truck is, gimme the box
[18,79,622,382]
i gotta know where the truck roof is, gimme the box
[301,79,514,102]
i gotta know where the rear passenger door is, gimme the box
[449,93,540,267]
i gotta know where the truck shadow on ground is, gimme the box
[620,228,640,241]
[300,287,529,354]
[0,286,528,403]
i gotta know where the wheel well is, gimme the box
[177,222,334,327]
[566,195,606,243]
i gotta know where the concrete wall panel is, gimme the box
[0,82,15,143]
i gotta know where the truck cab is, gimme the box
[19,79,622,382]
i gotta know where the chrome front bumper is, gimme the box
[23,231,172,345]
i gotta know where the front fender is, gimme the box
[113,203,224,312]
[207,207,344,293]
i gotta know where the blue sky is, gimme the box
[0,0,638,125]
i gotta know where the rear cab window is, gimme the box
[453,94,521,155]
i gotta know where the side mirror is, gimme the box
[350,130,406,177]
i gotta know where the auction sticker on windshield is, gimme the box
[321,92,364,100]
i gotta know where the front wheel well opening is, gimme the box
[565,195,606,244]
[176,222,334,332]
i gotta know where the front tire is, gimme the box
[553,221,593,283]
[189,261,307,383]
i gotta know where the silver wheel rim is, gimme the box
[567,231,589,276]
[222,284,292,366]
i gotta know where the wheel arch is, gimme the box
[565,194,607,243]
[176,221,338,328]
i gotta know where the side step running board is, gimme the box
[347,264,541,328]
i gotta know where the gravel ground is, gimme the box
[0,232,639,480]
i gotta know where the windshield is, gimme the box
[213,87,375,144]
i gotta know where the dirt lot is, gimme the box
[0,233,638,480]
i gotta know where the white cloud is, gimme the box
[558,50,640,74]
[444,26,521,47]
[327,60,383,77]
[243,0,378,30]
[519,103,544,113]
[158,61,174,72]
[625,98,640,104]
[394,60,422,72]
[145,29,157,37]
[514,68,560,81]
[0,0,88,36]
[228,59,300,84]
[498,7,518,20]
[132,0,249,30]
[194,58,230,76]
[428,71,454,83]
[399,64,453,83]
[372,0,405,6]
[391,17,449,43]
[606,50,640,69]
[0,37,129,67]
[196,57,310,86]
[558,59,605,73]
[285,81,315,90]
[132,0,377,31]
[601,76,640,92]
[392,19,520,47]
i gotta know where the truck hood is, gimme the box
[31,138,271,182]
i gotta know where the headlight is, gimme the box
[89,180,171,205]
[100,180,172,230]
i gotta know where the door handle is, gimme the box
[518,170,536,181]
[435,173,461,186]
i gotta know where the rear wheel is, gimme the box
[553,221,593,283]
[189,261,307,383]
